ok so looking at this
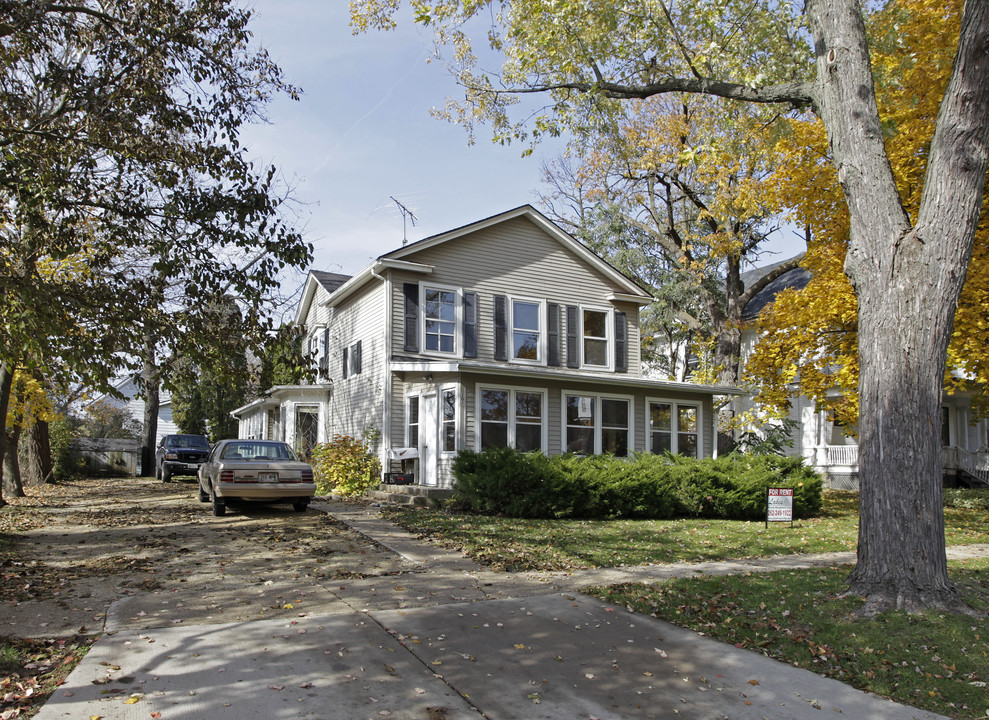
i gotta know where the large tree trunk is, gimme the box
[0,362,13,507]
[3,426,24,498]
[140,337,160,478]
[23,420,54,486]
[808,0,989,613]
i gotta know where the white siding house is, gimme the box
[233,206,743,489]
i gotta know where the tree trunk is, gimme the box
[808,0,989,613]
[3,427,24,498]
[23,420,54,485]
[0,362,12,507]
[713,255,744,386]
[140,338,160,478]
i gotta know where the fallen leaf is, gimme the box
[513,643,526,650]
[124,697,140,704]
[748,679,760,686]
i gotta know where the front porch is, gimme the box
[812,445,989,490]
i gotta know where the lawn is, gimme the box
[383,490,989,571]
[385,489,989,718]
[587,561,989,719]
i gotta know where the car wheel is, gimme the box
[161,467,171,483]
[211,492,226,517]
[198,483,209,503]
[293,500,309,513]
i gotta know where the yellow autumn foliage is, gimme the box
[745,0,988,423]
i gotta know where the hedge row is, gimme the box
[451,448,823,521]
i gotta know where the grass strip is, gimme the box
[383,491,989,571]
[586,560,989,719]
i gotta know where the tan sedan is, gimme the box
[198,439,315,516]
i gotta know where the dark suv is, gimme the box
[155,434,211,482]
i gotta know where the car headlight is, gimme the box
[165,452,179,460]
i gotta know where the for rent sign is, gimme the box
[766,487,794,527]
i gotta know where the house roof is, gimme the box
[311,270,351,294]
[741,256,812,322]
[293,270,353,327]
[295,206,656,320]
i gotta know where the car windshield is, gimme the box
[220,442,296,461]
[166,435,210,449]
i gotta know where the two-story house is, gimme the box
[232,206,741,488]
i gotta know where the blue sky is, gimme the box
[242,2,803,286]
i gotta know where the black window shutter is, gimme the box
[342,346,349,379]
[615,311,628,373]
[547,303,560,366]
[494,295,508,361]
[463,292,478,358]
[403,283,419,353]
[565,305,579,368]
[353,340,363,375]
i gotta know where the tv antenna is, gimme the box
[391,196,418,246]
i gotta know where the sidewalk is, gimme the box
[33,501,966,720]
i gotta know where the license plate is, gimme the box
[258,472,277,483]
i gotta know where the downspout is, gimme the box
[372,263,391,481]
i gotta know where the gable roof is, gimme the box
[294,269,353,327]
[381,205,653,301]
[741,256,812,322]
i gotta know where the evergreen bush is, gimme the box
[451,449,823,521]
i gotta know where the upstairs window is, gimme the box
[511,298,545,364]
[582,308,610,368]
[423,286,458,355]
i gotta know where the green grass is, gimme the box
[586,561,989,719]
[383,491,989,571]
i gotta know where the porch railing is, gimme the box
[956,448,989,484]
[822,445,859,467]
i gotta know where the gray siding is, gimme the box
[326,280,387,451]
[388,216,643,374]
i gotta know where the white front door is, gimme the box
[420,393,438,486]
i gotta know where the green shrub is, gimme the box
[451,449,823,521]
[309,434,381,497]
[944,488,989,511]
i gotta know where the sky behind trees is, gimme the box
[242,1,802,296]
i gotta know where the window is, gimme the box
[349,340,362,377]
[295,405,319,459]
[649,400,700,457]
[565,393,631,456]
[601,398,629,456]
[580,308,612,369]
[479,388,545,452]
[511,299,543,363]
[441,388,456,452]
[565,395,595,455]
[424,286,458,354]
[406,396,419,447]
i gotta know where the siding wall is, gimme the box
[389,216,642,374]
[326,280,387,452]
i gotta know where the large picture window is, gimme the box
[423,286,458,354]
[479,388,545,452]
[565,393,631,456]
[648,400,700,457]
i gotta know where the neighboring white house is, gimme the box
[86,376,178,444]
[736,258,989,489]
[232,205,743,488]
